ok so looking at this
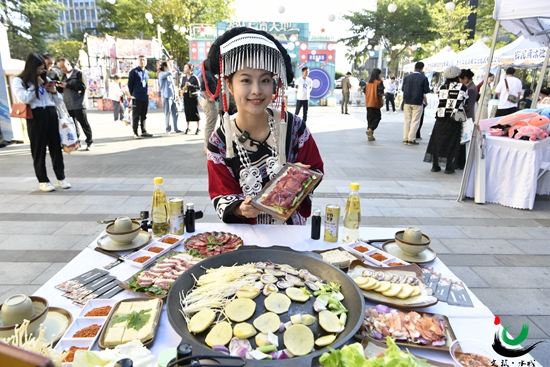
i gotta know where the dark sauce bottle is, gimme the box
[185,203,195,233]
[311,209,321,240]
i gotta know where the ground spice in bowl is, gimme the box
[147,246,164,253]
[73,324,101,337]
[369,253,388,262]
[160,237,179,244]
[134,256,151,263]
[85,306,112,317]
[353,245,369,253]
[63,346,89,362]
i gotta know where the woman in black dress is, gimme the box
[181,62,201,134]
[424,66,468,174]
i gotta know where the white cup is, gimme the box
[403,227,423,244]
[1,294,35,326]
[113,216,133,232]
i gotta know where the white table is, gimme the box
[466,134,550,209]
[33,223,538,366]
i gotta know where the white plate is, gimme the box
[32,307,72,345]
[97,231,152,252]
[382,240,437,264]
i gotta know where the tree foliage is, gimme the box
[426,0,474,52]
[97,0,234,65]
[341,0,436,76]
[45,39,82,63]
[1,0,64,59]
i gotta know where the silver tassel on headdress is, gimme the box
[221,76,234,159]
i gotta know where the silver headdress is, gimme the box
[219,33,288,88]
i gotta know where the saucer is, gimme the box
[382,240,437,264]
[97,231,152,252]
[32,307,72,345]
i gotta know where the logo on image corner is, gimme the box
[492,316,545,357]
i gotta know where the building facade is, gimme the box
[54,0,102,37]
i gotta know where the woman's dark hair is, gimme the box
[159,61,168,72]
[204,27,294,85]
[368,68,382,83]
[18,53,45,99]
[523,89,532,98]
[459,69,474,80]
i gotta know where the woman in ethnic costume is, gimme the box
[205,27,324,225]
[423,66,468,174]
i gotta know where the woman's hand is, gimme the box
[45,83,57,93]
[235,196,260,218]
[293,163,311,169]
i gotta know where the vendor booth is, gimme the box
[459,0,550,208]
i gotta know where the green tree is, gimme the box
[341,0,436,77]
[1,0,64,59]
[426,0,475,52]
[97,0,234,65]
[474,0,515,49]
[45,39,82,63]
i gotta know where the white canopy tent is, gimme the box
[459,0,550,204]
[454,39,491,69]
[403,47,456,72]
[497,36,548,68]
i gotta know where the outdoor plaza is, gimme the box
[0,104,549,365]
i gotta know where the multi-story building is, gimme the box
[54,0,102,37]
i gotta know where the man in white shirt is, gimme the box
[294,67,313,123]
[384,76,397,113]
[494,67,523,117]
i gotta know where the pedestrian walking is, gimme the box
[341,72,352,114]
[365,68,384,141]
[128,55,153,138]
[294,67,313,123]
[13,53,71,192]
[181,62,201,135]
[402,62,430,145]
[200,68,218,153]
[384,76,397,113]
[494,67,522,117]
[108,75,124,123]
[57,57,94,150]
[158,61,180,134]
[424,66,467,174]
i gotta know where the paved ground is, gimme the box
[1,102,549,364]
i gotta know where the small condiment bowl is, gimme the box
[450,339,503,366]
[105,220,141,244]
[394,230,431,256]
[0,296,49,339]
[1,294,35,326]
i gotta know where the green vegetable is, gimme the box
[186,249,203,258]
[113,309,152,331]
[257,344,277,353]
[300,287,312,296]
[319,337,432,367]
[314,282,347,315]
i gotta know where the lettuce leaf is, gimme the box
[319,338,432,367]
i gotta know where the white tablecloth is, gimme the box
[32,224,538,365]
[466,134,550,209]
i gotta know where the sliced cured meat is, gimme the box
[155,278,175,290]
[136,278,155,287]
[287,166,312,184]
[184,232,243,258]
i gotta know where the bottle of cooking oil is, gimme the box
[342,183,361,244]
[151,177,169,238]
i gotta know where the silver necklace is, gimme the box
[233,112,281,196]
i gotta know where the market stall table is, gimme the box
[32,223,538,366]
[466,134,550,209]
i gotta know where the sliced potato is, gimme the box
[381,283,403,298]
[225,298,256,322]
[396,284,415,299]
[374,280,392,293]
[364,279,380,290]
[411,285,421,297]
[233,322,257,339]
[236,285,261,299]
[283,324,314,356]
[286,287,310,302]
[264,293,291,314]
[255,332,270,347]
[319,310,342,333]
[188,309,216,334]
[301,314,316,326]
[353,276,370,286]
[253,312,281,333]
[315,334,337,347]
[205,321,232,346]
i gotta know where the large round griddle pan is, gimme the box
[167,247,365,366]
